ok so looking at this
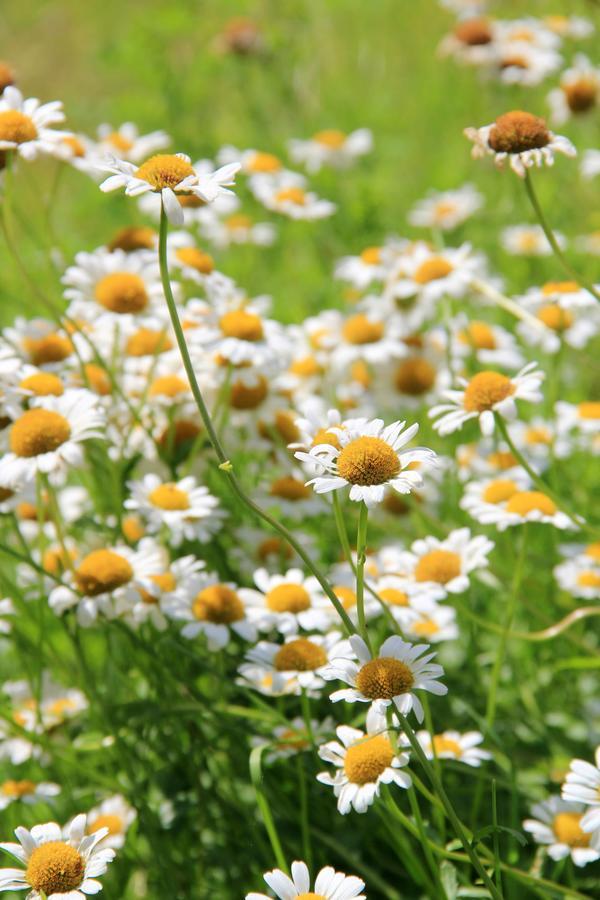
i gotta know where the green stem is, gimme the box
[249,746,288,872]
[407,786,448,899]
[355,501,371,648]
[295,755,312,869]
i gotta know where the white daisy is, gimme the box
[246,860,365,900]
[252,716,336,764]
[334,246,386,290]
[95,122,170,162]
[84,795,136,850]
[562,745,600,832]
[395,527,494,597]
[0,813,115,898]
[385,241,486,309]
[323,634,447,722]
[295,418,436,507]
[494,41,562,87]
[393,603,459,643]
[465,110,576,178]
[239,568,330,635]
[516,293,599,353]
[451,316,525,371]
[0,780,60,811]
[252,179,336,220]
[0,86,68,160]
[317,721,411,814]
[124,473,224,546]
[166,572,257,650]
[524,797,600,866]
[406,729,491,767]
[547,55,600,125]
[288,128,373,173]
[554,556,600,601]
[500,224,566,257]
[408,184,483,231]
[239,632,349,697]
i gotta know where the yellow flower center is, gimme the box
[275,186,307,206]
[458,321,497,350]
[356,657,414,700]
[10,409,71,457]
[149,375,189,398]
[394,358,436,395]
[487,450,518,470]
[564,79,598,113]
[360,246,381,265]
[578,402,600,420]
[219,309,264,341]
[0,109,37,144]
[89,814,123,835]
[542,281,579,295]
[432,735,462,756]
[108,226,156,252]
[123,515,145,543]
[313,129,347,148]
[75,549,133,596]
[274,638,328,671]
[135,154,194,189]
[23,333,72,365]
[225,213,253,230]
[266,583,311,613]
[525,426,552,445]
[269,476,311,501]
[296,895,326,900]
[537,304,573,331]
[43,546,77,576]
[505,490,557,516]
[414,257,453,285]
[1,778,36,797]
[312,428,341,449]
[577,570,600,588]
[290,355,321,377]
[84,364,112,396]
[230,376,268,410]
[379,587,409,606]
[337,436,400,486]
[257,537,292,563]
[20,372,64,396]
[148,483,190,510]
[192,584,244,624]
[344,734,395,784]
[0,62,16,92]
[94,272,148,314]
[246,151,282,173]
[552,812,591,847]
[482,478,519,504]
[108,132,134,152]
[415,549,461,584]
[342,314,384,345]
[126,328,172,357]
[334,585,357,609]
[412,619,440,637]
[25,842,85,895]
[176,246,214,274]
[585,542,600,561]
[463,371,514,412]
[454,17,493,45]
[489,111,550,154]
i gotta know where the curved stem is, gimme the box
[157,204,356,635]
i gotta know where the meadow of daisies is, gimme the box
[1,0,600,897]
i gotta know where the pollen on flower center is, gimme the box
[274,638,327,671]
[314,129,347,148]
[270,476,311,501]
[230,376,268,410]
[360,246,381,265]
[192,584,244,624]
[295,894,327,900]
[356,656,414,700]
[344,735,395,784]
[126,328,173,356]
[415,549,461,584]
[89,814,123,835]
[10,409,71,457]
[379,587,409,606]
[20,372,64,396]
[149,375,189,398]
[577,571,600,588]
[394,358,436,395]
[413,257,453,284]
[505,491,557,516]
[459,321,496,350]
[537,304,573,331]
[564,79,598,113]
[219,309,264,341]
[108,225,156,252]
[148,483,190,510]
[0,109,37,143]
[483,479,519,504]
[246,151,282,174]
[463,371,514,412]
[176,246,214,274]
[337,436,400,486]
[275,186,307,205]
[488,111,550,154]
[578,402,600,420]
[433,735,462,756]
[312,427,341,449]
[24,333,73,366]
[135,154,195,190]
[95,272,148,314]
[266,583,311,613]
[552,812,591,847]
[1,778,36,797]
[75,549,133,596]
[25,841,85,895]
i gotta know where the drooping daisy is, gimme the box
[239,632,349,697]
[288,128,373,172]
[95,122,170,162]
[0,780,60,811]
[406,729,491,766]
[317,721,411,814]
[430,362,544,436]
[246,860,365,900]
[500,224,566,257]
[524,797,600,866]
[239,568,330,635]
[85,795,136,850]
[395,528,494,597]
[547,55,600,124]
[465,110,576,177]
[1,392,105,486]
[164,571,256,649]
[323,634,447,722]
[99,152,240,225]
[408,184,483,231]
[295,418,436,507]
[124,473,224,546]
[562,745,600,832]
[0,87,68,160]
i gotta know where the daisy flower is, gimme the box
[317,721,411,814]
[547,55,600,124]
[562,745,600,832]
[84,795,136,850]
[480,491,577,531]
[99,152,240,225]
[581,149,600,179]
[430,362,544,437]
[1,392,105,486]
[252,716,336,764]
[524,797,600,866]
[329,311,406,370]
[95,122,170,162]
[295,418,436,507]
[555,401,600,440]
[217,145,285,176]
[395,527,494,597]
[239,632,349,697]
[0,86,68,160]
[334,246,386,290]
[393,603,459,643]
[554,556,600,601]
[494,42,562,87]
[465,110,576,178]
[0,813,115,897]
[542,15,594,39]
[239,568,330,635]
[0,780,60,811]
[200,211,276,249]
[500,224,566,257]
[253,179,336,220]
[2,317,74,371]
[125,552,205,631]
[407,729,491,766]
[516,293,599,354]
[575,232,600,256]
[288,128,373,172]
[385,241,486,308]
[246,860,365,900]
[437,18,496,67]
[165,571,256,649]
[124,473,224,546]
[408,184,483,231]
[323,634,447,722]
[451,316,525,371]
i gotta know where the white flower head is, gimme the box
[408,184,483,231]
[288,127,373,173]
[0,87,69,160]
[562,745,600,833]
[246,860,365,899]
[524,796,600,866]
[165,572,256,650]
[239,632,350,697]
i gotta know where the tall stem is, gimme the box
[355,502,371,649]
[157,204,356,635]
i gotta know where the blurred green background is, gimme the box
[0,0,598,324]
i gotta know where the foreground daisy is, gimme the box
[464,110,576,177]
[523,797,600,867]
[246,860,365,900]
[562,745,600,832]
[0,813,115,897]
[0,87,68,160]
[429,363,544,437]
[295,418,436,507]
[324,634,447,721]
[99,152,240,225]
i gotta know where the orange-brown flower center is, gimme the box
[10,409,71,457]
[489,111,550,154]
[274,638,327,671]
[94,272,148,314]
[20,372,64,396]
[219,309,264,341]
[337,436,400,486]
[75,549,133,596]
[192,584,244,623]
[463,371,514,412]
[356,657,414,699]
[414,257,453,285]
[176,246,214,274]
[0,109,37,144]
[415,549,461,584]
[135,154,195,190]
[344,734,395,784]
[394,358,436,395]
[25,842,85,894]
